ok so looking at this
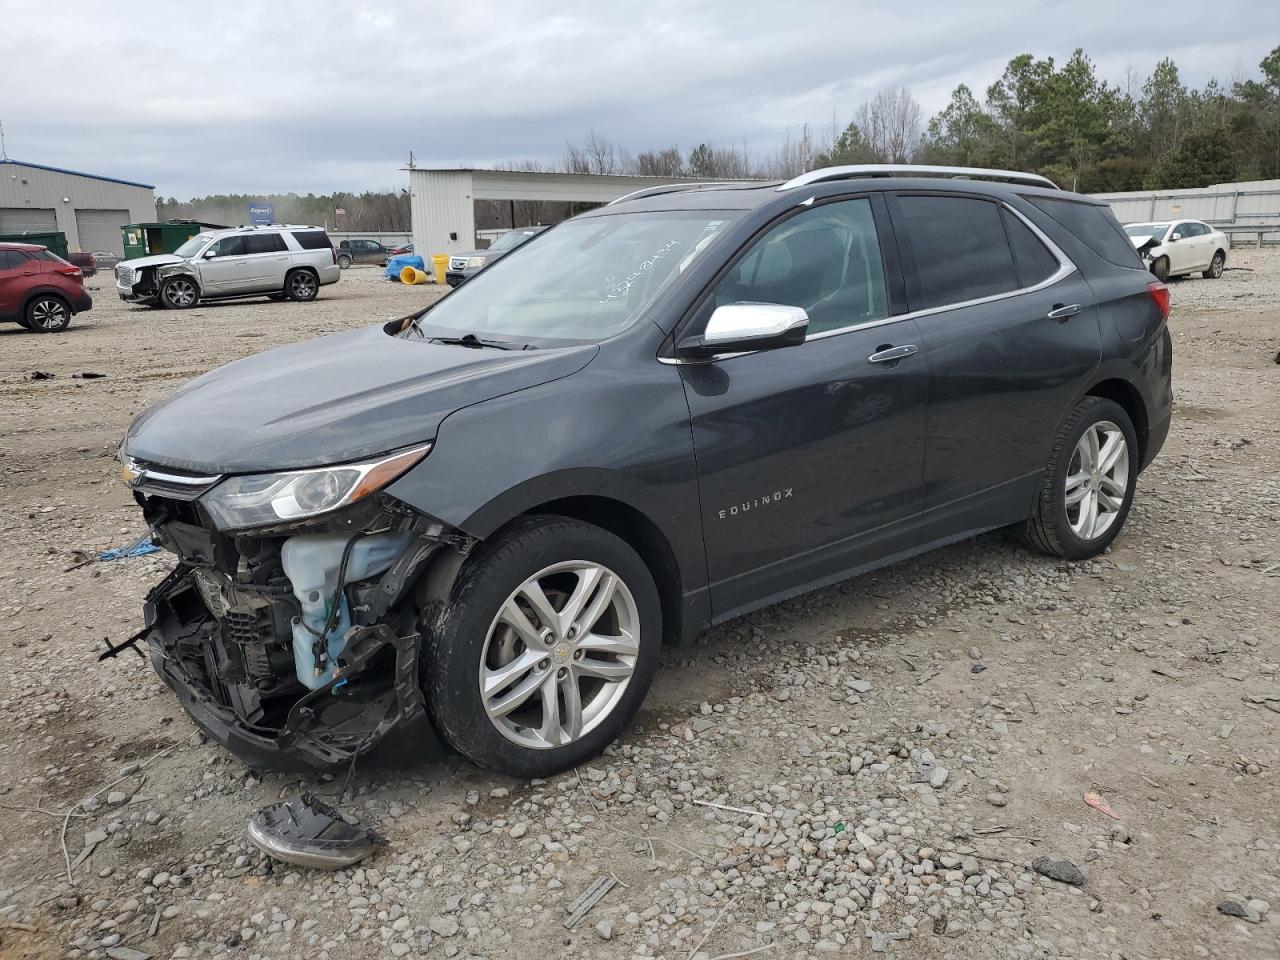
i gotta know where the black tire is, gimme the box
[159,276,200,309]
[1150,256,1170,282]
[1013,397,1139,561]
[422,516,662,778]
[24,295,71,332]
[1202,250,1225,279]
[337,255,352,269]
[285,268,319,302]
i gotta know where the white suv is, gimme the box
[115,225,342,309]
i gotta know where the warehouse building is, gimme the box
[0,159,157,257]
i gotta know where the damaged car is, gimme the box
[119,165,1173,777]
[115,225,340,309]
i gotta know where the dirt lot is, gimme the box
[0,258,1277,960]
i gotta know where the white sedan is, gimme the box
[1124,219,1229,281]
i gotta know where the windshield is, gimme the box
[1124,223,1169,240]
[174,234,213,258]
[414,211,739,343]
[488,228,540,252]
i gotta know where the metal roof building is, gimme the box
[0,159,157,257]
[407,168,747,256]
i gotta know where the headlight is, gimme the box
[465,256,486,269]
[201,444,431,530]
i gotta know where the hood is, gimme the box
[120,253,188,269]
[125,325,598,474]
[1132,235,1161,255]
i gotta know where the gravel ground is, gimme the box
[0,258,1277,960]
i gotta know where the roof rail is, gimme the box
[777,164,1060,192]
[608,182,744,205]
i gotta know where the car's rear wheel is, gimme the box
[285,269,319,302]
[421,516,661,777]
[1014,397,1138,561]
[159,276,199,309]
[1203,250,1225,279]
[1150,256,1170,282]
[25,295,71,332]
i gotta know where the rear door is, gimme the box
[0,250,32,318]
[889,191,1100,541]
[243,232,291,290]
[197,234,252,293]
[680,194,929,617]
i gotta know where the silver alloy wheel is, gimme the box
[479,561,639,750]
[165,278,197,307]
[291,272,317,298]
[1065,420,1129,540]
[1210,253,1224,278]
[30,298,68,330]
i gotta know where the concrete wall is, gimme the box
[0,160,156,254]
[1093,179,1280,245]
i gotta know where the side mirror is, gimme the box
[1168,232,1181,242]
[678,303,808,357]
[203,249,218,259]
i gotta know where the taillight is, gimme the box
[1147,281,1170,321]
[331,247,337,265]
[55,265,82,279]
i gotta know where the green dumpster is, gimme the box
[0,230,68,258]
[121,221,220,259]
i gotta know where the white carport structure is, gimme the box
[407,169,748,257]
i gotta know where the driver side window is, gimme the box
[208,235,247,257]
[711,198,888,336]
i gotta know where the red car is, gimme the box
[0,242,93,332]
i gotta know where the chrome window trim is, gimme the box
[659,200,1077,366]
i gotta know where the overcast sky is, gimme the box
[2,1,1276,198]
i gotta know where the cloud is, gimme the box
[1,0,1276,196]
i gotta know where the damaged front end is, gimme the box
[126,454,467,770]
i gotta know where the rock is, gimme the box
[985,792,1007,807]
[928,766,950,789]
[1217,900,1261,922]
[107,791,129,805]
[1032,857,1085,886]
[848,679,873,694]
[594,919,613,940]
[105,948,152,960]
[509,822,528,839]
[428,916,460,937]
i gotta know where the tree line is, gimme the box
[161,45,1280,231]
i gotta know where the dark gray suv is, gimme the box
[118,165,1172,776]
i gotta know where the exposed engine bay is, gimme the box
[133,478,471,770]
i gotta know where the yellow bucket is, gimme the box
[431,254,449,286]
[400,265,430,285]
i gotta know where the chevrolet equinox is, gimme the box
[118,165,1173,776]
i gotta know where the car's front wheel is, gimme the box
[159,276,199,309]
[1150,256,1170,282]
[337,255,352,269]
[422,516,661,777]
[25,295,71,332]
[1015,396,1139,560]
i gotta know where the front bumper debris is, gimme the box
[248,794,385,868]
[144,568,426,770]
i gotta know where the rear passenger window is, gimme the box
[0,251,26,270]
[1002,209,1060,287]
[898,195,1017,309]
[291,231,332,250]
[711,198,888,336]
[245,233,287,254]
[1025,196,1144,269]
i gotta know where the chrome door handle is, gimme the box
[867,344,918,364]
[1047,303,1081,321]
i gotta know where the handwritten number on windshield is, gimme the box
[599,240,681,304]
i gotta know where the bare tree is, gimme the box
[856,87,923,162]
[636,147,684,177]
